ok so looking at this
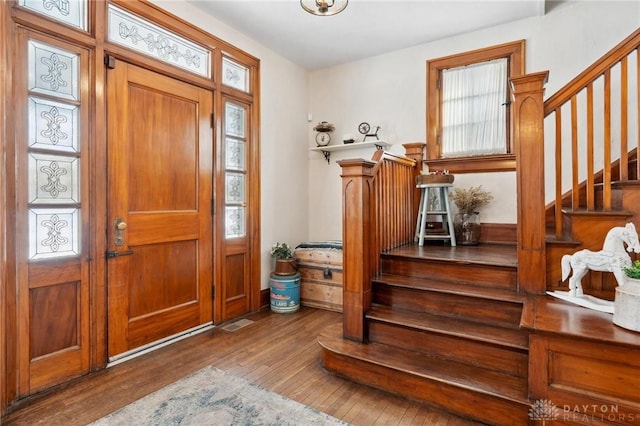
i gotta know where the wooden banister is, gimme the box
[544,28,640,115]
[338,146,422,341]
[543,28,640,240]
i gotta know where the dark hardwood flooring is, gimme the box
[3,307,481,426]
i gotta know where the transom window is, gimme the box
[426,40,525,173]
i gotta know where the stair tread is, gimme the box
[318,323,529,404]
[384,244,517,268]
[367,305,529,350]
[373,273,524,303]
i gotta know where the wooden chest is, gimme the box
[294,241,343,312]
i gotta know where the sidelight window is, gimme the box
[27,39,81,260]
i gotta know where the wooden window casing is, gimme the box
[426,40,525,173]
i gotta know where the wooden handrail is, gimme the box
[543,28,640,240]
[338,145,422,341]
[544,28,640,114]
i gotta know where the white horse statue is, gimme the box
[561,222,640,298]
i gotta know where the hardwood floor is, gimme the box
[3,307,481,425]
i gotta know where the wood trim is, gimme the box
[91,0,108,373]
[424,154,516,174]
[480,223,517,245]
[0,0,11,413]
[426,40,525,172]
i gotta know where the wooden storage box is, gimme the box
[294,241,343,312]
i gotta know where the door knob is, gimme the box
[114,218,127,246]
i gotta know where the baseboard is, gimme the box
[260,288,270,310]
[480,223,516,244]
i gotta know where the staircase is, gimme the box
[318,244,531,425]
[320,29,640,426]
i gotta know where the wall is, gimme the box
[308,1,640,240]
[153,0,310,289]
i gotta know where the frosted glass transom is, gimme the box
[222,57,249,92]
[108,4,211,78]
[19,0,88,31]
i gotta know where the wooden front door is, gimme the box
[106,61,214,358]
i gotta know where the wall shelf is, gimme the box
[310,140,390,164]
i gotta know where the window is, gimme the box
[426,40,524,173]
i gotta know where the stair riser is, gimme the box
[322,349,531,426]
[373,285,523,328]
[381,257,517,290]
[368,321,528,378]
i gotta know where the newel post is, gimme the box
[403,142,426,220]
[510,71,549,294]
[337,158,376,342]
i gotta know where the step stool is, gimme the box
[415,183,456,246]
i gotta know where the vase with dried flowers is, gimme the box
[449,185,493,245]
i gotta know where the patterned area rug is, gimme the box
[90,366,348,425]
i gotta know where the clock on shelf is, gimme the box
[315,132,331,146]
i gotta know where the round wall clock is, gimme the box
[316,132,331,146]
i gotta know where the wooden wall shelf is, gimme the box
[310,140,390,164]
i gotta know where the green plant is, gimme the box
[449,185,493,215]
[624,260,640,279]
[270,242,293,259]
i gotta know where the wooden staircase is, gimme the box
[320,29,640,426]
[318,244,532,425]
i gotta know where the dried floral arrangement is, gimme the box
[449,185,493,215]
[313,121,335,132]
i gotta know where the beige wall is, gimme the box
[308,1,640,240]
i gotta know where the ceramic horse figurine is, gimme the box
[561,222,640,297]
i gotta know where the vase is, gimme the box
[454,212,481,246]
[274,258,297,276]
[613,277,640,332]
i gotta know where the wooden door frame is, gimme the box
[1,0,261,412]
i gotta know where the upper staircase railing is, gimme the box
[338,143,423,341]
[544,29,640,240]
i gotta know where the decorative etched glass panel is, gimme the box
[29,97,79,152]
[225,103,245,138]
[108,4,211,78]
[225,138,245,171]
[28,40,79,101]
[225,172,245,204]
[19,0,88,31]
[29,208,80,260]
[222,57,249,92]
[225,206,245,239]
[28,153,79,204]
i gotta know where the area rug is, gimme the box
[90,366,349,426]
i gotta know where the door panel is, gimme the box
[107,62,213,358]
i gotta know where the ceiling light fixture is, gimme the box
[300,0,348,16]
